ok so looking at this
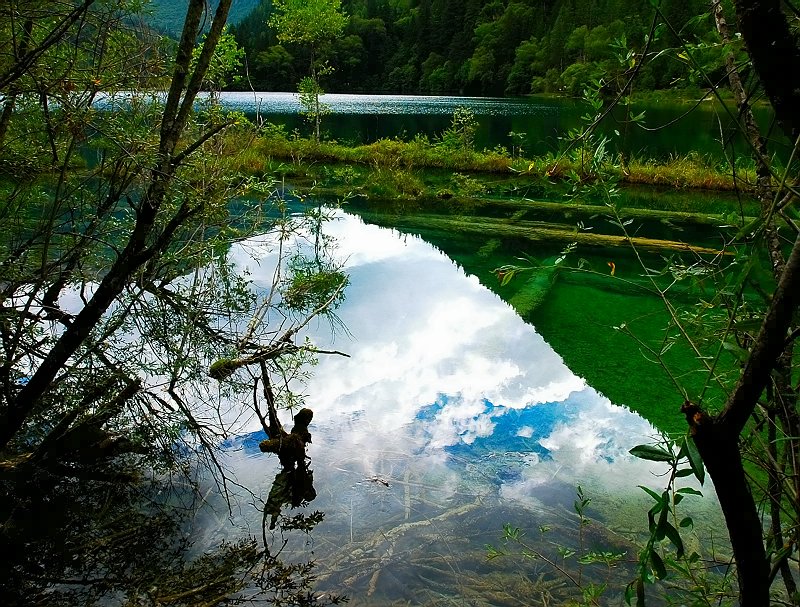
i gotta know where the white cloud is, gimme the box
[222,211,673,506]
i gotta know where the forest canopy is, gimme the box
[230,0,726,96]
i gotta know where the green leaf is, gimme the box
[500,270,516,286]
[730,318,764,333]
[649,549,667,579]
[721,339,750,362]
[654,501,669,540]
[630,444,674,462]
[734,215,764,240]
[679,516,694,529]
[624,580,638,606]
[661,521,684,558]
[676,487,703,496]
[638,485,664,503]
[683,436,705,485]
[502,523,522,540]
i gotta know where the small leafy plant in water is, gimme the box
[438,106,478,153]
[486,486,626,606]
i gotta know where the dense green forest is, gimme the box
[231,0,724,95]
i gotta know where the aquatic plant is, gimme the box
[487,487,629,606]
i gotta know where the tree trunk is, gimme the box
[710,5,800,598]
[733,0,800,140]
[684,403,770,605]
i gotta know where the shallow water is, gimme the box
[208,209,723,605]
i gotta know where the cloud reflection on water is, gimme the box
[228,210,664,496]
[217,210,726,603]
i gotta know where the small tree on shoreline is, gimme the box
[269,0,347,143]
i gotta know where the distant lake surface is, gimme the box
[214,91,773,160]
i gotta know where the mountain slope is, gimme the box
[145,0,260,36]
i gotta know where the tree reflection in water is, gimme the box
[256,372,319,534]
[264,458,317,530]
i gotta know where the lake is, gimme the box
[199,206,724,605]
[214,91,773,161]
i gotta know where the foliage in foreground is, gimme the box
[0,1,347,604]
[492,0,800,601]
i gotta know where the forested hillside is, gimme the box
[232,0,724,96]
[146,0,260,35]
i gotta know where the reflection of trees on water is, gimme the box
[259,401,317,529]
[263,455,317,531]
[256,367,319,535]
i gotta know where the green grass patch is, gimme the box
[219,127,752,195]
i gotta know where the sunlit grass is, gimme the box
[218,128,756,196]
[625,153,756,190]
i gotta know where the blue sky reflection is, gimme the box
[215,210,726,603]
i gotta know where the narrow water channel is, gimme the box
[204,208,724,605]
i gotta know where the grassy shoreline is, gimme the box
[227,128,758,198]
[221,126,762,224]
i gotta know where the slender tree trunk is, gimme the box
[682,408,770,606]
[767,405,798,599]
[710,3,800,600]
[310,51,321,144]
[0,94,16,148]
[711,0,770,195]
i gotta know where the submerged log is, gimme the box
[365,214,731,256]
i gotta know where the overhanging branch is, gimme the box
[719,232,800,435]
